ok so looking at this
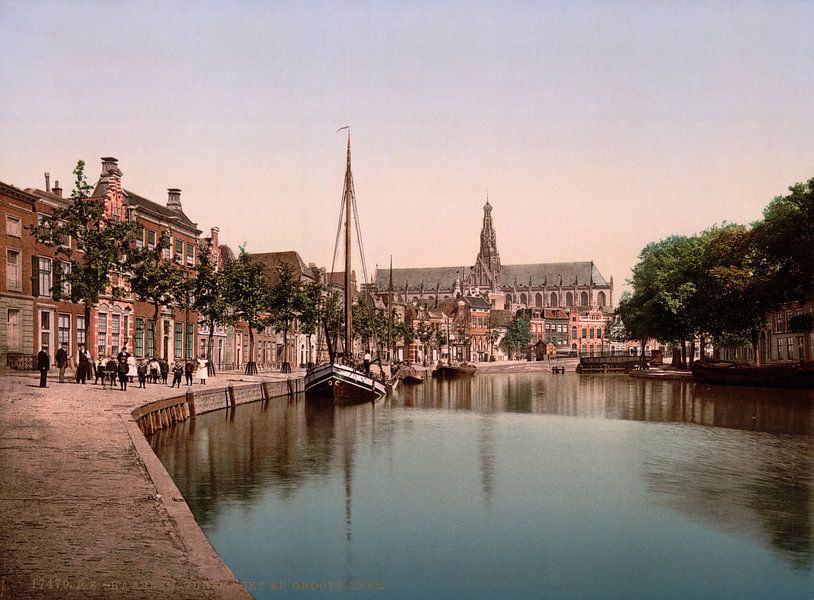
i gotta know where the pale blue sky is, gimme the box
[2,1,813,292]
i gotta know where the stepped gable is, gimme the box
[250,251,316,286]
[500,261,608,287]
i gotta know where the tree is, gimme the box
[31,160,135,352]
[505,315,531,359]
[128,232,186,359]
[220,246,272,375]
[192,246,227,375]
[751,177,814,305]
[489,327,502,360]
[298,279,324,368]
[267,264,303,373]
[416,319,431,366]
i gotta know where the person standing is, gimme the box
[94,356,106,386]
[363,351,372,376]
[137,359,148,389]
[126,354,137,383]
[171,361,184,387]
[106,357,118,389]
[196,355,208,384]
[37,346,50,388]
[159,357,169,385]
[117,355,129,391]
[149,358,160,384]
[184,358,195,386]
[76,343,90,384]
[56,343,68,383]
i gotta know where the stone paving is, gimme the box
[0,368,299,600]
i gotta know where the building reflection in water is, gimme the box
[151,373,814,573]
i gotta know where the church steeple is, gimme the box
[474,194,501,291]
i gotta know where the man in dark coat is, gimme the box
[76,343,90,384]
[184,358,195,386]
[37,346,50,388]
[56,343,68,383]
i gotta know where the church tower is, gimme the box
[473,196,501,291]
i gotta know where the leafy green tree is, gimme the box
[416,319,431,366]
[351,302,377,353]
[505,315,531,359]
[267,263,303,373]
[320,290,345,363]
[31,160,135,350]
[489,327,502,360]
[128,232,186,359]
[298,279,324,368]
[220,246,272,375]
[751,177,814,305]
[192,246,227,374]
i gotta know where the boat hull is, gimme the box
[431,364,478,378]
[304,363,386,404]
[691,359,814,389]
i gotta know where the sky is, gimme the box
[2,1,813,295]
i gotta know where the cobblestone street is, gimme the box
[0,371,282,600]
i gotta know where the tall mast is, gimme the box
[344,130,353,362]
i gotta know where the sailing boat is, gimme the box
[304,131,387,404]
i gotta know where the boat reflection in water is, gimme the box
[151,373,814,600]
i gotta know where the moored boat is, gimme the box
[690,359,814,389]
[431,362,478,378]
[304,130,385,405]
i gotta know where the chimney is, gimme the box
[44,172,51,192]
[209,226,219,246]
[167,188,182,212]
[52,180,62,197]
[101,157,120,176]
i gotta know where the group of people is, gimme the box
[37,343,210,390]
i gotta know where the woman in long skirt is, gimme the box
[196,355,208,384]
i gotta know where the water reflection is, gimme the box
[151,373,814,597]
[400,373,814,435]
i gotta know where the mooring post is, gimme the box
[261,382,269,401]
[227,382,236,407]
[286,376,294,396]
[186,388,196,418]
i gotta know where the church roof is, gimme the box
[501,262,608,287]
[374,261,609,290]
[373,266,469,291]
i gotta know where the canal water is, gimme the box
[150,373,814,599]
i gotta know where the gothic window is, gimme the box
[535,293,542,307]
[598,291,606,307]
[566,292,573,307]
[550,293,558,307]
[581,291,589,306]
[520,293,527,305]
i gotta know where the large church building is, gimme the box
[372,199,614,314]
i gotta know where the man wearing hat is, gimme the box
[56,342,68,383]
[37,345,50,388]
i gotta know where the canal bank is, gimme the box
[0,370,302,600]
